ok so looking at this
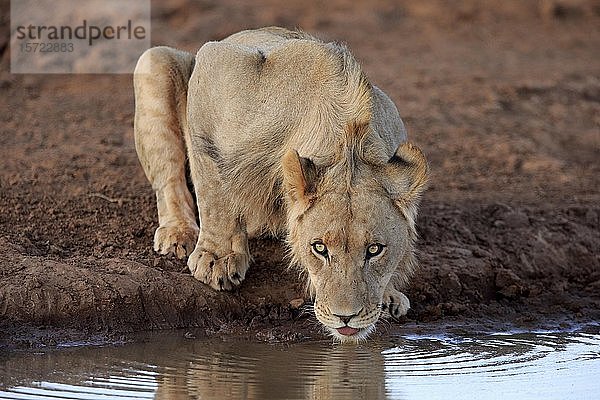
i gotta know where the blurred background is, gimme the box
[147,0,600,204]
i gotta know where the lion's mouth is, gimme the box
[336,326,361,336]
[328,324,376,341]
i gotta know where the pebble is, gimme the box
[502,211,530,228]
[289,298,304,309]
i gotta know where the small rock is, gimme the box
[495,268,524,298]
[289,298,304,309]
[473,248,493,258]
[445,272,462,296]
[502,210,530,228]
[585,209,598,226]
[184,331,195,339]
[499,284,520,298]
[450,247,473,258]
[539,0,586,20]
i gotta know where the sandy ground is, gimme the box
[1,0,599,348]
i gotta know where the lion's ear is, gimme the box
[282,149,320,205]
[386,142,429,218]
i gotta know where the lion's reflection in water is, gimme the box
[154,339,388,400]
[3,331,599,399]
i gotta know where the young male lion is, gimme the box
[134,27,428,342]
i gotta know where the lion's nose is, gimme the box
[333,310,362,325]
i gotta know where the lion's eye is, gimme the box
[366,243,385,258]
[311,242,328,257]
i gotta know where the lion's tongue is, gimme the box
[337,327,359,336]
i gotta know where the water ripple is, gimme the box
[0,331,598,400]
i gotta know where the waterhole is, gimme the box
[1,329,598,399]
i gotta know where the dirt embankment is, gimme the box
[1,0,599,347]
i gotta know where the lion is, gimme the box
[133,27,429,342]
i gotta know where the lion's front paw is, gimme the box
[154,224,199,259]
[187,247,249,291]
[383,287,411,319]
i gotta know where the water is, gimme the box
[1,329,599,400]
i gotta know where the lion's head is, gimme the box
[282,140,428,342]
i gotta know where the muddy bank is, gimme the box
[1,0,599,347]
[1,201,598,348]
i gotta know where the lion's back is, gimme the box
[187,28,352,147]
[223,26,320,51]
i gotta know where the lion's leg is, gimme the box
[134,47,198,259]
[185,149,250,291]
[181,42,263,291]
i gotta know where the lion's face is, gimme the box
[282,141,428,342]
[290,189,412,341]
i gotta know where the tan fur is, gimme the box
[154,340,387,399]
[134,27,429,341]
